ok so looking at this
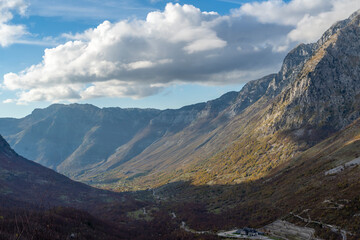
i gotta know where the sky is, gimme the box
[0,0,359,118]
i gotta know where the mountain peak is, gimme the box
[316,8,360,48]
[349,9,360,20]
[31,103,101,115]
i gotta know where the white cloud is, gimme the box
[236,0,360,43]
[15,85,82,104]
[3,98,14,104]
[236,0,333,25]
[3,1,359,104]
[287,0,360,42]
[0,0,28,46]
[81,80,165,99]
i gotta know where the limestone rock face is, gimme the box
[271,11,360,138]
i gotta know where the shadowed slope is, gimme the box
[0,134,121,209]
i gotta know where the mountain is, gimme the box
[0,93,240,181]
[0,104,161,178]
[1,10,360,194]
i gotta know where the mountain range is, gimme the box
[2,10,360,192]
[1,9,360,240]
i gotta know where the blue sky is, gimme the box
[0,0,358,117]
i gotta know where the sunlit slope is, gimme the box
[152,117,360,238]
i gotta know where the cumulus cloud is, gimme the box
[0,0,27,47]
[3,3,288,103]
[2,1,359,103]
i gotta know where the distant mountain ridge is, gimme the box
[0,105,161,177]
[0,91,241,180]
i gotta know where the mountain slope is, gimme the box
[0,134,121,209]
[189,10,360,185]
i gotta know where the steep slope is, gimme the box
[88,10,360,190]
[271,11,360,133]
[0,134,120,209]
